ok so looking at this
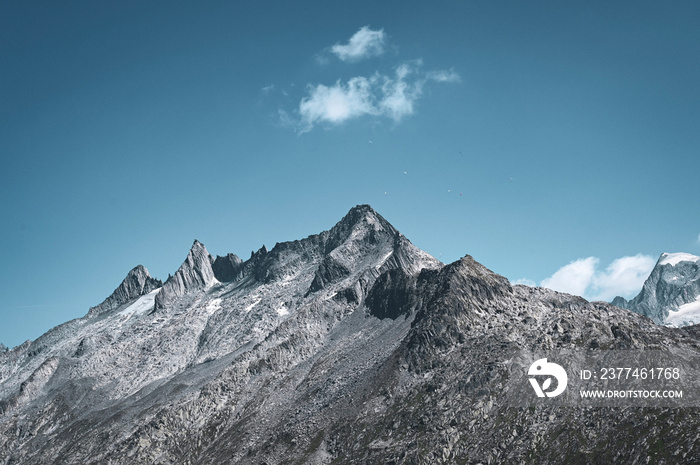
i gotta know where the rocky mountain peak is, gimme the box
[413,254,512,323]
[324,204,398,251]
[613,252,700,325]
[339,203,378,223]
[87,265,162,317]
[154,240,217,310]
[445,254,511,287]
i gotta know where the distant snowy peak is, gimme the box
[614,252,700,326]
[658,252,700,267]
[154,240,218,310]
[88,265,162,317]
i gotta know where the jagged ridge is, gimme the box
[2,206,700,465]
[88,265,162,317]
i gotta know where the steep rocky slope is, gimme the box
[87,265,162,317]
[1,206,699,464]
[614,252,700,326]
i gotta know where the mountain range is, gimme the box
[1,205,699,464]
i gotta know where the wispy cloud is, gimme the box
[331,26,386,62]
[541,257,599,298]
[590,255,657,301]
[512,278,536,287]
[426,69,461,83]
[296,61,458,133]
[536,254,656,301]
[299,76,378,126]
[280,26,459,133]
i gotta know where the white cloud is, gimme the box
[378,63,420,121]
[512,278,536,287]
[538,254,655,301]
[541,257,598,297]
[590,254,656,301]
[288,27,459,132]
[299,76,378,127]
[426,69,461,83]
[297,61,457,132]
[331,26,386,62]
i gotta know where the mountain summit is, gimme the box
[154,239,218,310]
[88,265,162,317]
[613,252,700,326]
[2,207,700,464]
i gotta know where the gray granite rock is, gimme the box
[613,252,700,325]
[87,265,162,317]
[2,207,699,464]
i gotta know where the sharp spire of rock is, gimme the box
[88,265,162,317]
[154,240,217,310]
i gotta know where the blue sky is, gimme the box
[1,1,699,348]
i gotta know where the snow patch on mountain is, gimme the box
[244,296,262,314]
[666,295,700,327]
[658,252,700,266]
[89,265,162,317]
[205,298,222,315]
[118,288,161,318]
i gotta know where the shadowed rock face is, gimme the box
[211,253,244,282]
[365,267,416,320]
[614,252,700,325]
[2,206,700,465]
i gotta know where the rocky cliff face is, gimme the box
[154,240,218,310]
[211,253,244,282]
[87,265,162,317]
[2,207,699,464]
[614,252,700,326]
